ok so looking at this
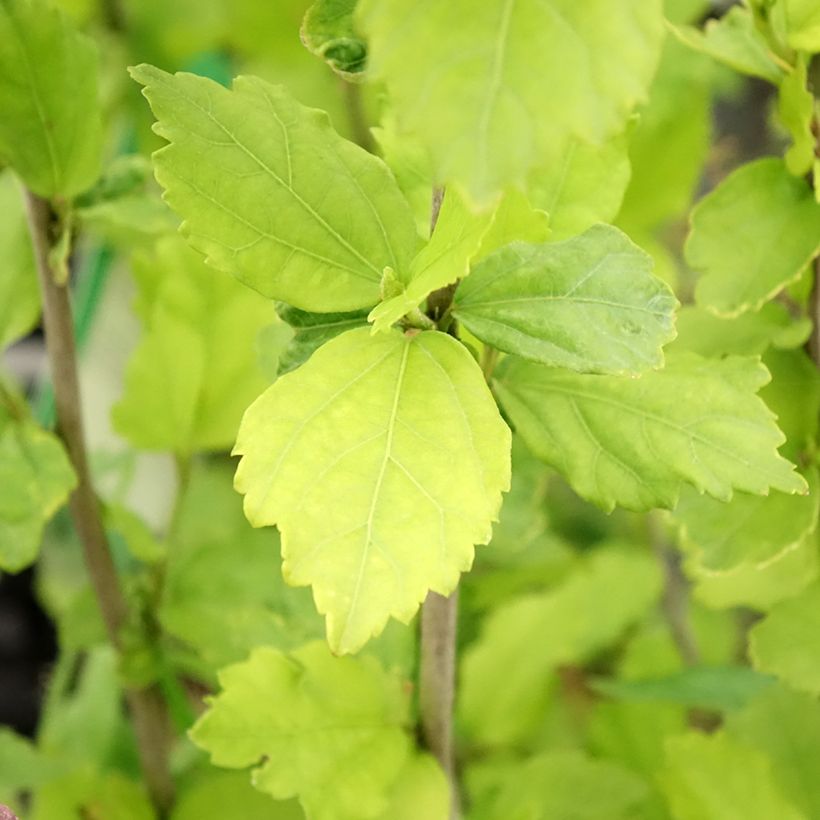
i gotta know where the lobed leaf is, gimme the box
[495,352,806,512]
[130,65,420,312]
[235,327,510,653]
[190,643,410,820]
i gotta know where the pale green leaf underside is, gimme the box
[368,190,495,332]
[670,6,786,83]
[190,643,410,820]
[0,420,76,572]
[235,327,510,653]
[0,0,102,198]
[358,0,664,202]
[453,224,677,374]
[130,64,420,312]
[495,353,805,512]
[674,466,819,572]
[112,237,275,453]
[661,732,807,820]
[688,158,820,317]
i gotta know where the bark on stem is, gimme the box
[24,190,174,815]
[419,185,460,819]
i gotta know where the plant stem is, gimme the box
[419,589,460,818]
[341,80,375,153]
[24,190,174,815]
[419,185,461,818]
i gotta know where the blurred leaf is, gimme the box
[301,0,367,78]
[459,544,661,746]
[688,159,820,317]
[0,0,102,197]
[777,55,815,176]
[660,732,807,820]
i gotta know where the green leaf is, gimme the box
[670,6,786,83]
[190,643,410,820]
[469,751,648,820]
[301,0,367,79]
[112,237,275,453]
[130,65,420,312]
[528,132,631,242]
[750,581,820,694]
[452,224,677,374]
[618,37,713,234]
[772,0,820,51]
[688,159,820,317]
[671,303,812,357]
[358,0,664,203]
[372,756,449,820]
[0,0,102,197]
[159,464,322,668]
[591,666,775,712]
[235,327,510,654]
[32,771,156,820]
[726,685,820,820]
[674,466,818,572]
[660,732,807,820]
[777,55,816,176]
[0,171,38,348]
[474,188,551,259]
[0,418,76,572]
[497,352,804,511]
[171,771,304,820]
[276,303,370,374]
[459,545,661,746]
[368,189,495,333]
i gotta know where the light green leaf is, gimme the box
[660,732,807,820]
[0,170,38,348]
[688,158,820,317]
[674,466,818,572]
[159,464,322,668]
[750,581,820,694]
[130,65,420,312]
[670,6,786,83]
[726,685,820,820]
[453,224,677,374]
[112,237,275,453]
[301,0,366,79]
[0,0,102,197]
[671,303,812,357]
[373,756,449,820]
[591,666,775,713]
[469,751,648,820]
[234,327,511,653]
[687,532,818,611]
[459,545,661,746]
[190,643,410,820]
[528,132,632,241]
[495,352,804,511]
[474,188,551,260]
[276,303,370,374]
[773,0,820,51]
[618,37,713,233]
[777,55,815,176]
[171,771,304,820]
[368,189,495,333]
[0,418,76,572]
[32,771,155,820]
[358,0,664,203]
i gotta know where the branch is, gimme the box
[23,190,175,815]
[419,185,461,819]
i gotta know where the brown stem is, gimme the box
[418,185,461,818]
[24,190,174,814]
